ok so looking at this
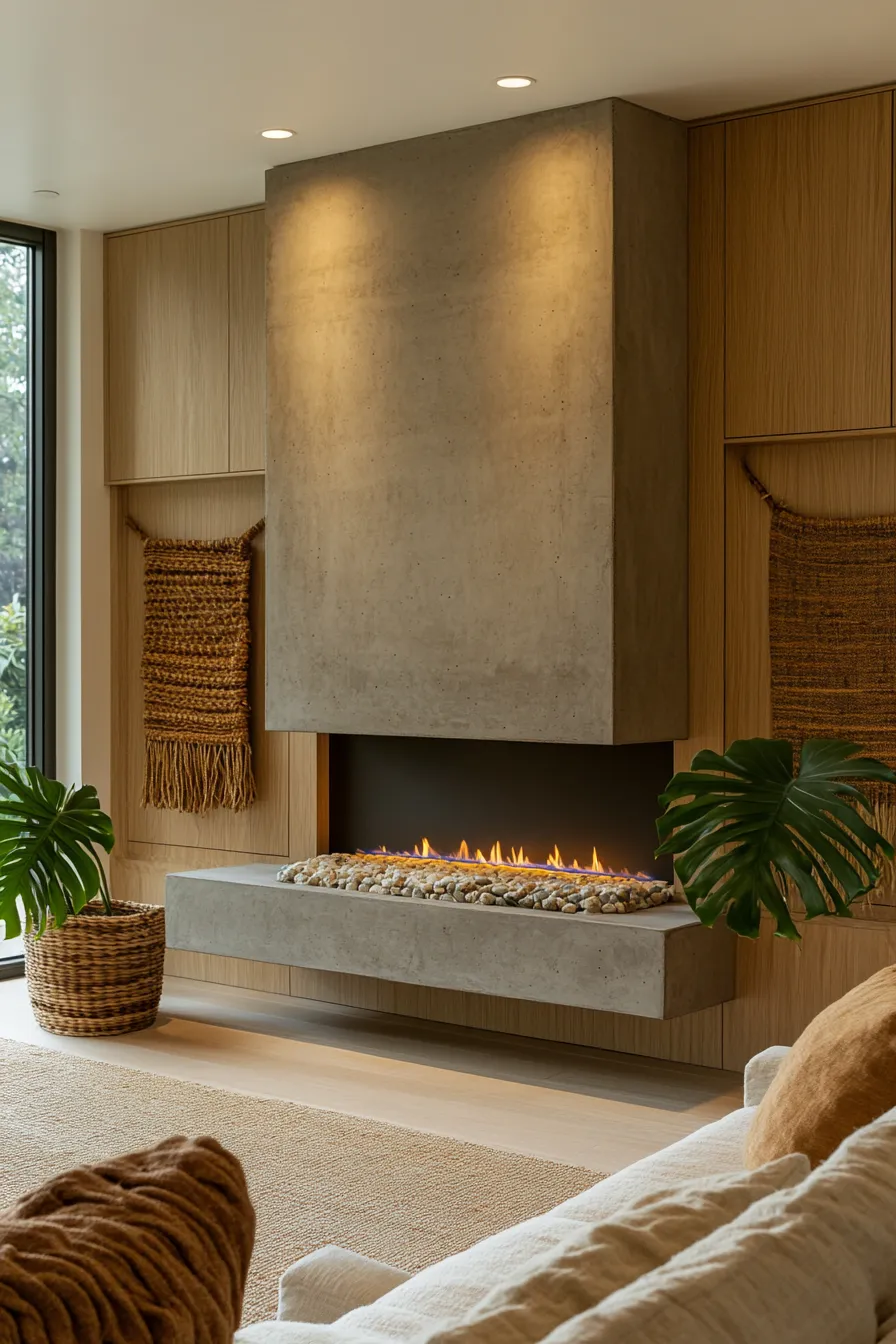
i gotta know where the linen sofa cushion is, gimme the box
[0,1135,255,1344]
[424,1154,809,1344]
[747,963,896,1168]
[541,1103,896,1344]
[234,1107,756,1344]
[336,1106,753,1343]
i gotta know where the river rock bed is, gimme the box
[277,853,674,915]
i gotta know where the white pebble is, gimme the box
[275,853,672,919]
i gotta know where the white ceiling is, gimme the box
[4,0,896,232]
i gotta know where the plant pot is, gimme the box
[24,900,166,1037]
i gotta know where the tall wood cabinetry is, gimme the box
[105,207,325,962]
[685,88,896,1069]
[106,209,265,481]
[725,93,892,438]
[228,210,266,474]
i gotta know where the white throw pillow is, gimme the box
[541,1105,896,1344]
[423,1155,808,1344]
[278,1246,410,1324]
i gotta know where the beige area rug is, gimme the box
[0,1039,602,1325]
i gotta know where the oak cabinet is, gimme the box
[106,209,266,482]
[725,92,892,439]
[229,210,266,473]
[106,217,230,481]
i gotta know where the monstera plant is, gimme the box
[655,738,896,941]
[0,762,166,1037]
[0,764,115,938]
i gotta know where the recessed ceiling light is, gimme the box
[496,76,535,89]
[261,128,295,140]
[33,189,59,198]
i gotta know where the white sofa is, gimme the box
[237,1046,790,1341]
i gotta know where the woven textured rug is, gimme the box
[129,517,263,814]
[0,1040,601,1326]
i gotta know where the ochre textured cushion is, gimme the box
[424,1155,808,1344]
[746,964,896,1169]
[0,1135,255,1343]
[538,1103,896,1344]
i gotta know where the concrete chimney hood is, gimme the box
[266,98,687,745]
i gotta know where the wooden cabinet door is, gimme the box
[725,93,892,439]
[106,218,229,481]
[229,210,265,472]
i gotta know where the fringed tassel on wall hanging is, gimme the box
[127,516,264,814]
[744,460,896,882]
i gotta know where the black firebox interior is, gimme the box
[328,735,674,880]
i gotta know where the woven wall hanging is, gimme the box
[127,517,264,814]
[745,461,896,839]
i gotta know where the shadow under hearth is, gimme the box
[163,977,740,1115]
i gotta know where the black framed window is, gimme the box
[0,221,56,977]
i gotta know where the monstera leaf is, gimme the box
[655,739,896,941]
[0,762,114,940]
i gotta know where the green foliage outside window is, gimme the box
[0,596,26,764]
[0,243,28,765]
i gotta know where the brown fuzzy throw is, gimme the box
[0,1135,255,1343]
[129,517,264,814]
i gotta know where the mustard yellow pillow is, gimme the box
[746,963,896,1168]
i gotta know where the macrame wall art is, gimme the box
[745,460,896,847]
[126,516,265,814]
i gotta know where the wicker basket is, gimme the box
[24,900,166,1037]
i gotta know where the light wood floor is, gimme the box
[0,975,742,1171]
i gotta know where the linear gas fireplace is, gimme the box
[281,734,676,916]
[328,735,673,879]
[167,728,732,1023]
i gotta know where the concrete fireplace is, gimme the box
[165,96,737,1025]
[264,96,688,745]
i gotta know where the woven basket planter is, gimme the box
[24,901,166,1037]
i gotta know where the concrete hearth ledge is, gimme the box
[165,865,735,1021]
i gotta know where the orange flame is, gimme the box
[362,838,631,878]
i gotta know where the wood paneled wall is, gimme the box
[106,206,326,920]
[105,207,725,1068]
[686,90,896,1070]
[109,476,327,925]
[109,86,896,1073]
